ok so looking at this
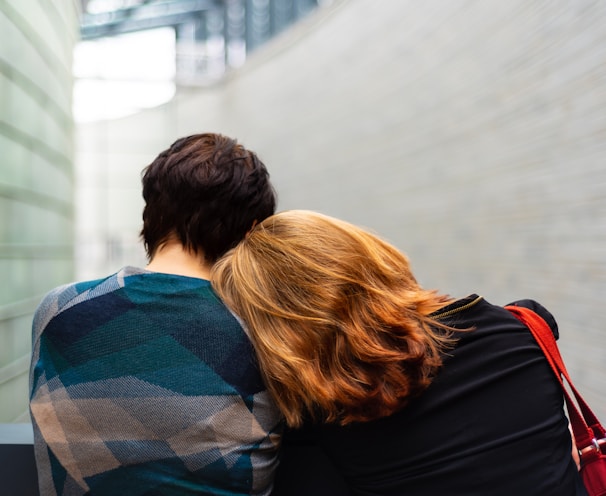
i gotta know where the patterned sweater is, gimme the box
[29,267,282,495]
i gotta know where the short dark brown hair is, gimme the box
[140,133,277,263]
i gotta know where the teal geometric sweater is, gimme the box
[29,267,282,495]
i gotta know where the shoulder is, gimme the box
[32,270,128,341]
[505,298,559,339]
[37,272,121,313]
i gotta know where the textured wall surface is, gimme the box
[77,0,606,418]
[0,1,79,421]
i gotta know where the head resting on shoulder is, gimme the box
[140,133,277,264]
[211,210,456,427]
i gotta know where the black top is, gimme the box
[273,296,587,496]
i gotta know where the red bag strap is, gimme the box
[505,305,605,455]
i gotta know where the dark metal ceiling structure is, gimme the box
[80,1,221,40]
[80,0,322,58]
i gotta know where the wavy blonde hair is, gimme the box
[211,210,457,427]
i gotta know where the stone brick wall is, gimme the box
[77,0,606,418]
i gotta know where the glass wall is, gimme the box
[0,1,79,422]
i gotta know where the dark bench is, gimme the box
[0,423,39,496]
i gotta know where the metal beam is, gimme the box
[80,0,222,40]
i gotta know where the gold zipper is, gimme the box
[432,295,484,319]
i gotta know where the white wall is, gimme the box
[0,0,79,422]
[76,0,606,418]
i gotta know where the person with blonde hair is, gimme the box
[211,210,585,496]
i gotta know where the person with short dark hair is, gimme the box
[29,133,281,496]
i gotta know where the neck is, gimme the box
[146,241,211,280]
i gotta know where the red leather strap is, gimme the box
[505,305,605,454]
